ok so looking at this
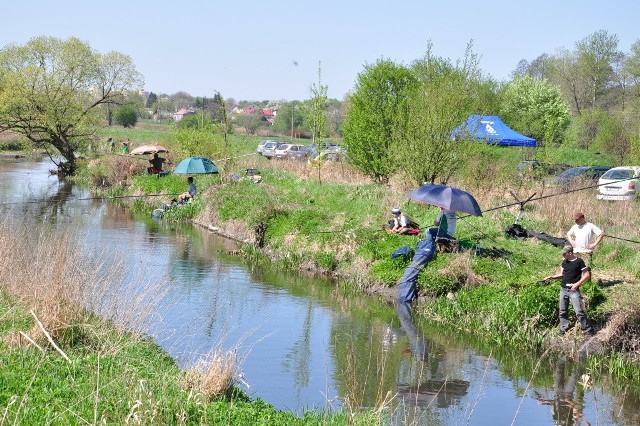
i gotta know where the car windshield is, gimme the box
[603,169,634,179]
[278,144,290,150]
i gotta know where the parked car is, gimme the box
[304,143,343,161]
[596,166,640,200]
[256,140,269,155]
[549,166,612,186]
[257,140,283,156]
[274,143,306,160]
[322,145,345,161]
[261,140,286,159]
[517,160,572,178]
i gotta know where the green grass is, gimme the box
[0,291,378,425]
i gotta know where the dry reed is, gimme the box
[0,219,167,353]
[183,345,239,401]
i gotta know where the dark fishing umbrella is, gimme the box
[173,157,218,174]
[408,184,482,216]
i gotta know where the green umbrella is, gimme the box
[173,157,218,174]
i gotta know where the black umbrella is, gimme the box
[408,184,482,216]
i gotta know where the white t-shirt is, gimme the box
[567,222,603,253]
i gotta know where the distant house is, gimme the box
[173,108,196,121]
[230,105,278,125]
[262,109,275,124]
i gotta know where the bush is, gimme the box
[114,104,139,128]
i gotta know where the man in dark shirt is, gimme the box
[543,246,595,336]
[148,153,166,174]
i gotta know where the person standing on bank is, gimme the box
[542,246,595,336]
[566,211,604,267]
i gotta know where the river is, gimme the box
[1,156,638,425]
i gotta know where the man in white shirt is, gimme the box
[390,208,412,234]
[566,211,604,267]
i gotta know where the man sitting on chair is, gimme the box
[147,153,166,174]
[426,207,456,249]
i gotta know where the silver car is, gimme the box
[257,140,279,156]
[274,144,306,160]
[262,140,285,158]
[596,166,640,200]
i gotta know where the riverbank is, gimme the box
[0,221,377,425]
[83,148,640,389]
[142,156,640,374]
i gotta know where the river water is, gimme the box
[1,157,639,425]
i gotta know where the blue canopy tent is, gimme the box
[452,115,537,147]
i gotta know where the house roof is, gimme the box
[174,108,195,116]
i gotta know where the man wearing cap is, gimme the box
[566,212,604,267]
[543,246,595,336]
[389,208,412,234]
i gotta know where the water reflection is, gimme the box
[537,357,589,426]
[395,302,469,414]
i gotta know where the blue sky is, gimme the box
[3,1,639,102]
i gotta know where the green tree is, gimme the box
[622,39,640,113]
[146,92,158,109]
[326,99,345,138]
[114,103,138,128]
[547,48,589,115]
[500,75,570,146]
[302,63,328,144]
[398,43,497,185]
[235,111,263,135]
[569,108,605,150]
[513,53,553,80]
[272,102,303,138]
[592,111,632,163]
[342,59,416,184]
[576,30,619,108]
[0,36,142,175]
[170,91,193,110]
[176,114,206,129]
[171,126,225,160]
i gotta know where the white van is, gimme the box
[596,166,640,200]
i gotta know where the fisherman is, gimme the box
[542,245,595,336]
[389,208,418,234]
[147,153,166,174]
[566,211,604,268]
[427,207,456,240]
[177,176,197,204]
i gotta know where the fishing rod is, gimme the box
[479,176,638,215]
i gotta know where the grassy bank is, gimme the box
[68,122,640,387]
[0,221,378,425]
[117,148,640,367]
